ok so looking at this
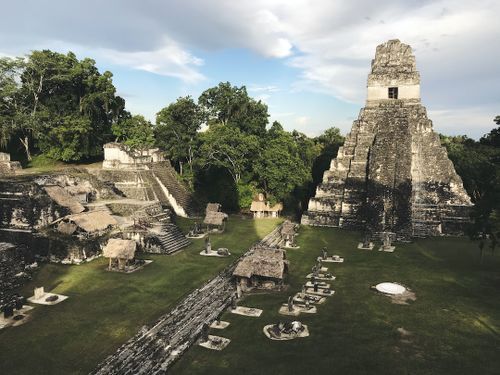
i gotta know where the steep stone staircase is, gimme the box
[149,162,197,217]
[152,223,191,255]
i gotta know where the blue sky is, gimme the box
[1,0,498,138]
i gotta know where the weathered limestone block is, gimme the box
[302,40,472,239]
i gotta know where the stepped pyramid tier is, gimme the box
[302,39,472,239]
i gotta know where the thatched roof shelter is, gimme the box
[103,239,136,260]
[44,186,85,214]
[66,211,117,232]
[203,211,228,226]
[280,220,297,236]
[57,221,78,235]
[206,203,222,214]
[233,248,287,280]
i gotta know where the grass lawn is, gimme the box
[171,226,500,375]
[0,216,282,375]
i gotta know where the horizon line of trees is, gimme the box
[1,50,499,240]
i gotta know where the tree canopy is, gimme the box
[0,50,125,161]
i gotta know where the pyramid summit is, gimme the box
[302,39,472,239]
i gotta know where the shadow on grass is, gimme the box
[0,216,281,375]
[170,226,500,375]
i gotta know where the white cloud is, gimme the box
[1,0,498,136]
[296,116,310,126]
[100,39,205,83]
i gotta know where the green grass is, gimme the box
[170,227,500,375]
[20,154,103,174]
[0,217,282,375]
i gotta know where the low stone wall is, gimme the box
[0,243,31,308]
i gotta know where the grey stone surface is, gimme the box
[302,40,472,239]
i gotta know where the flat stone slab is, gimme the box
[199,250,231,257]
[186,233,207,239]
[198,335,230,351]
[304,288,335,297]
[263,324,310,341]
[379,246,396,253]
[279,304,317,316]
[305,281,331,289]
[358,242,375,250]
[293,293,326,305]
[306,273,336,281]
[321,256,344,263]
[209,320,230,329]
[0,305,34,329]
[230,306,263,317]
[27,292,68,305]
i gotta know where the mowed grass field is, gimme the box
[171,226,500,375]
[0,217,282,375]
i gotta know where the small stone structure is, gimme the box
[263,321,309,341]
[0,243,30,309]
[27,286,68,305]
[102,143,165,170]
[103,239,137,271]
[0,152,21,175]
[250,193,283,218]
[280,220,299,248]
[233,247,288,291]
[203,203,228,232]
[302,39,473,239]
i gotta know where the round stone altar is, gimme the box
[375,282,406,295]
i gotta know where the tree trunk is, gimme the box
[179,161,183,175]
[20,136,32,161]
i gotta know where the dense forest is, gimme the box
[1,50,499,244]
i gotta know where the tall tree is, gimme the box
[155,96,202,175]
[254,128,309,202]
[0,50,126,161]
[198,82,269,136]
[0,57,24,150]
[198,124,259,184]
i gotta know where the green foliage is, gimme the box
[237,181,258,209]
[0,50,125,161]
[198,82,269,136]
[118,115,155,152]
[441,129,500,255]
[198,124,259,183]
[155,96,202,175]
[254,128,310,202]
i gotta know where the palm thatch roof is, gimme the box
[44,186,85,214]
[206,203,222,214]
[57,221,78,235]
[233,247,287,279]
[250,200,283,212]
[203,211,228,226]
[103,239,136,259]
[66,211,117,232]
[280,220,298,236]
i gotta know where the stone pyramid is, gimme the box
[301,40,472,239]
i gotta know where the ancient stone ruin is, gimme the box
[0,152,21,175]
[302,39,472,239]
